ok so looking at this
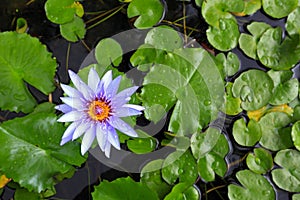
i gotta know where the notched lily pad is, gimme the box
[232,69,274,111]
[262,0,298,18]
[164,183,200,200]
[269,78,298,105]
[60,16,86,42]
[272,149,300,192]
[45,0,77,24]
[228,170,275,200]
[127,0,164,29]
[233,118,262,146]
[246,148,273,174]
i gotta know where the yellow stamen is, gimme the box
[88,100,111,121]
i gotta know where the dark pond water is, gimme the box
[0,0,297,199]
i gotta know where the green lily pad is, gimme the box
[45,0,77,24]
[127,0,164,29]
[14,188,42,200]
[140,159,171,199]
[92,177,159,200]
[269,78,299,105]
[257,27,300,70]
[232,69,274,111]
[246,148,273,174]
[0,32,56,113]
[228,170,275,200]
[292,121,300,151]
[144,26,183,51]
[162,136,190,151]
[262,0,298,18]
[272,149,300,192]
[240,0,261,15]
[0,103,86,192]
[95,38,123,68]
[127,136,157,154]
[216,52,240,77]
[293,194,300,200]
[207,18,240,51]
[223,83,242,115]
[259,112,293,151]
[239,22,271,59]
[191,128,229,182]
[286,7,300,35]
[195,0,203,7]
[233,118,262,146]
[60,16,86,42]
[162,150,198,185]
[164,183,200,200]
[141,48,224,135]
[267,69,293,88]
[130,44,159,72]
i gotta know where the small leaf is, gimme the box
[228,170,275,200]
[293,194,300,200]
[92,177,159,200]
[223,83,242,115]
[207,18,240,51]
[140,159,171,199]
[286,7,300,35]
[162,150,198,185]
[216,52,240,77]
[292,121,300,151]
[267,69,293,88]
[60,16,86,42]
[272,149,300,192]
[45,0,76,24]
[0,104,86,192]
[14,188,42,200]
[259,112,293,151]
[246,148,273,174]
[164,183,200,200]
[0,32,56,113]
[127,135,157,154]
[269,78,299,105]
[262,0,298,18]
[16,18,28,33]
[233,118,262,146]
[95,38,123,68]
[232,69,274,111]
[239,0,261,15]
[127,0,164,29]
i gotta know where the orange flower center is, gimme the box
[88,100,111,121]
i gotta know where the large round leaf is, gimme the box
[0,103,86,192]
[228,170,275,200]
[232,69,274,111]
[127,0,164,29]
[45,0,77,24]
[92,177,159,200]
[0,32,56,113]
[272,149,300,192]
[262,0,298,18]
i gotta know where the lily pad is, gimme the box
[292,121,300,151]
[191,128,229,182]
[286,7,300,35]
[60,16,86,42]
[164,183,200,200]
[207,18,240,51]
[259,112,293,151]
[262,0,298,18]
[232,69,274,111]
[239,0,261,16]
[293,194,300,200]
[267,69,293,88]
[272,149,300,192]
[0,103,86,192]
[0,32,56,113]
[127,136,157,154]
[127,0,164,29]
[140,159,171,199]
[162,150,198,185]
[92,177,159,200]
[269,78,299,105]
[95,38,123,68]
[233,118,262,146]
[223,83,242,115]
[14,188,42,200]
[246,148,273,174]
[239,22,271,59]
[228,170,275,200]
[45,0,77,24]
[216,52,240,77]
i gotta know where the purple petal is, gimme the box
[123,104,145,111]
[108,116,137,137]
[111,86,139,108]
[88,68,100,92]
[60,84,82,98]
[61,121,79,139]
[101,70,112,90]
[105,76,121,99]
[60,134,72,146]
[114,107,142,117]
[96,122,107,151]
[107,125,120,150]
[60,97,85,110]
[72,122,90,140]
[104,142,111,158]
[68,70,94,101]
[55,104,72,113]
[81,125,96,155]
[57,111,82,122]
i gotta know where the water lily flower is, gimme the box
[55,68,144,157]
